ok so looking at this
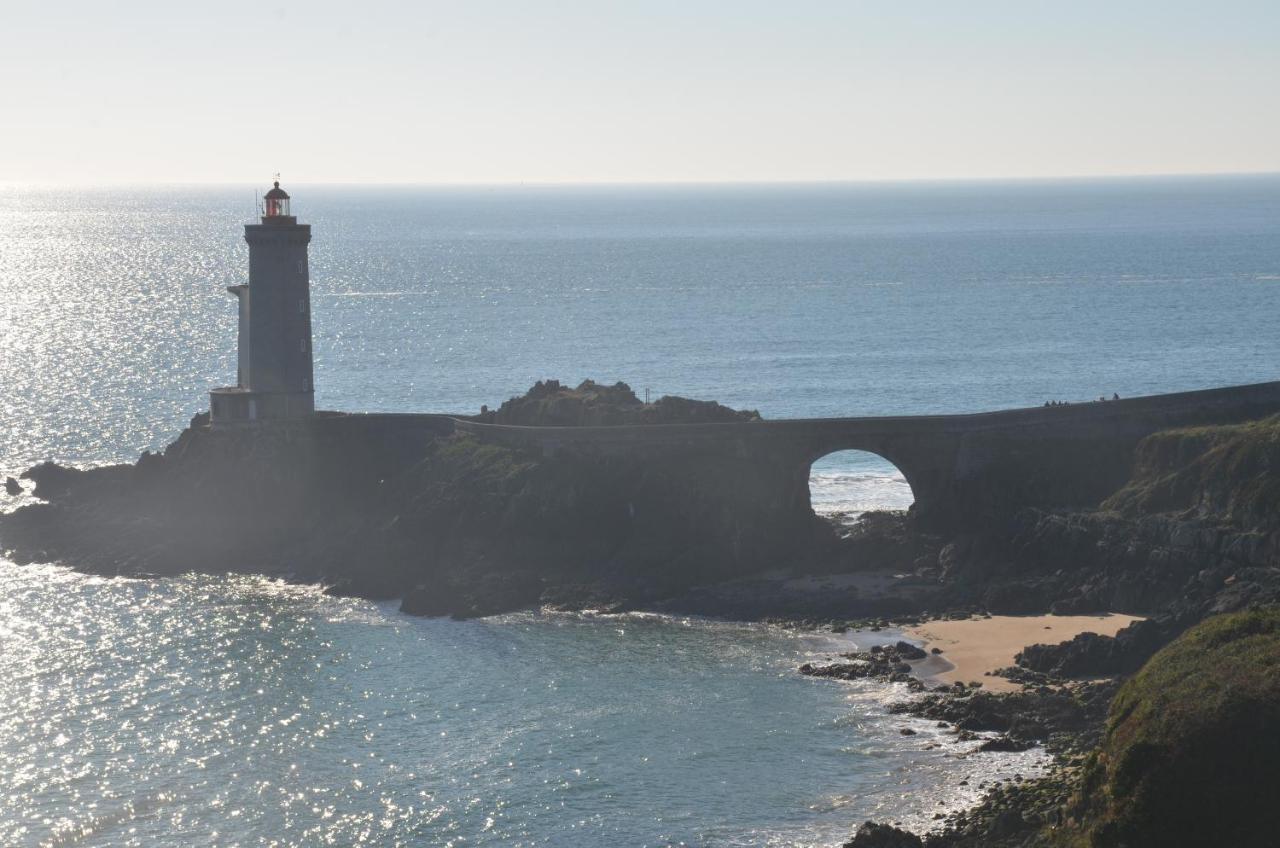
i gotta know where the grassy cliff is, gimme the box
[1058,607,1280,847]
[1103,414,1280,532]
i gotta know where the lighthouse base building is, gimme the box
[210,181,315,426]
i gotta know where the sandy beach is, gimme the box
[905,613,1145,692]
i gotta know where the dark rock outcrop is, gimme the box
[1014,618,1166,678]
[800,641,931,690]
[0,386,813,618]
[894,680,1118,756]
[844,821,923,848]
[480,379,760,426]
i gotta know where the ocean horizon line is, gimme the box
[3,169,1279,192]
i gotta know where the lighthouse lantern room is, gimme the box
[263,181,292,218]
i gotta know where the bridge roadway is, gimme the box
[319,380,1280,529]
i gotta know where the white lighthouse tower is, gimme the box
[210,180,315,425]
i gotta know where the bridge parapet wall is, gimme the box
[451,380,1280,530]
[451,380,1280,451]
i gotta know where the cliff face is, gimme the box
[390,431,818,615]
[1060,607,1280,848]
[0,384,819,617]
[932,417,1280,625]
[1103,414,1280,533]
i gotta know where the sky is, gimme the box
[2,1,1278,185]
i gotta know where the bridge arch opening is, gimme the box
[808,450,915,528]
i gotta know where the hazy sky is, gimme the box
[4,1,1278,184]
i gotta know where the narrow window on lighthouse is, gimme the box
[300,339,307,353]
[296,260,304,273]
[298,299,305,314]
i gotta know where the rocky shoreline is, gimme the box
[836,605,1280,848]
[2,381,1279,846]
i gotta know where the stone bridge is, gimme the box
[320,381,1280,531]
[452,381,1280,530]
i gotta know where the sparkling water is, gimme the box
[1,177,1277,845]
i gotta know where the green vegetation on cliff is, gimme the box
[1060,607,1280,847]
[1104,414,1280,531]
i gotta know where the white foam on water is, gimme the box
[809,452,915,521]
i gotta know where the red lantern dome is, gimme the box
[263,180,291,218]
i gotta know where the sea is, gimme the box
[1,175,1278,846]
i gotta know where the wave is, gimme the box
[809,470,914,517]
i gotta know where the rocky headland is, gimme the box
[0,380,823,618]
[2,381,1279,846]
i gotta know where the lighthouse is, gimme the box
[209,180,315,425]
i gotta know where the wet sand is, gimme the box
[905,613,1145,693]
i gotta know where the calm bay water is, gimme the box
[0,566,1042,847]
[1,176,1278,844]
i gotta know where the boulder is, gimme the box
[843,821,923,848]
[894,640,928,660]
